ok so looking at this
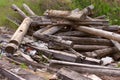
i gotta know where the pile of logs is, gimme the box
[4,3,120,79]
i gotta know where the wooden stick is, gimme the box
[5,17,32,53]
[11,4,28,18]
[7,16,21,26]
[23,3,36,16]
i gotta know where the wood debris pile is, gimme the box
[2,3,120,80]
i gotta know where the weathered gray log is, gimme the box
[41,26,63,35]
[73,45,110,51]
[33,34,73,48]
[49,60,120,76]
[55,31,90,37]
[11,4,28,18]
[0,68,26,80]
[61,36,113,46]
[31,18,108,27]
[33,25,52,35]
[5,17,32,53]
[56,68,92,80]
[28,45,102,64]
[84,47,118,58]
[75,26,120,42]
[23,3,36,16]
[44,5,94,21]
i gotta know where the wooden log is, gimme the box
[28,45,102,64]
[84,47,118,58]
[75,26,120,42]
[33,34,73,48]
[73,45,110,51]
[44,5,94,21]
[41,26,63,35]
[103,25,120,32]
[33,25,52,35]
[11,4,28,18]
[23,3,36,16]
[61,36,113,46]
[55,31,90,37]
[5,17,32,53]
[56,68,92,80]
[49,60,120,76]
[31,19,109,27]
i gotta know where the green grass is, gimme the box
[0,0,40,28]
[71,0,120,25]
[0,0,120,28]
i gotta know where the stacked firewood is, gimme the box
[4,4,120,79]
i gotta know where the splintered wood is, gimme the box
[5,3,120,80]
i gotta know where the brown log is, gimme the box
[73,45,110,51]
[23,3,36,16]
[75,26,120,42]
[44,5,94,21]
[49,60,120,77]
[11,4,28,18]
[56,68,92,80]
[61,36,113,46]
[5,17,32,53]
[84,47,118,58]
